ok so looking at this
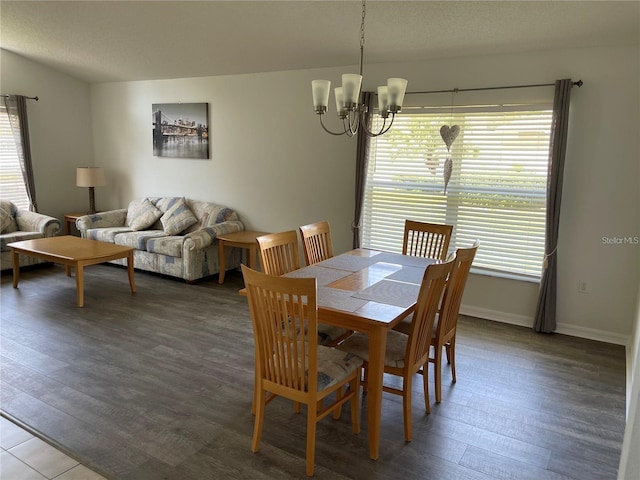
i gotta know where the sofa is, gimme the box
[1,199,63,270]
[76,197,244,282]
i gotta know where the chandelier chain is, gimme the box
[359,0,366,75]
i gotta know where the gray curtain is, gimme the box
[533,79,574,333]
[3,95,38,212]
[352,91,374,248]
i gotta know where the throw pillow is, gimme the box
[0,207,17,234]
[161,198,198,235]
[127,199,163,231]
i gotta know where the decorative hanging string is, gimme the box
[439,88,459,193]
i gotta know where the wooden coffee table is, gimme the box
[8,235,136,307]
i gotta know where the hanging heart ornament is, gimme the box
[443,157,453,192]
[440,125,460,150]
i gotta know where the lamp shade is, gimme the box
[76,167,105,187]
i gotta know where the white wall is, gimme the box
[0,49,94,221]
[618,285,640,479]
[89,44,639,344]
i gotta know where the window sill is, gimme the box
[470,267,541,284]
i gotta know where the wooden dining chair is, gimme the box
[299,221,334,265]
[394,241,479,403]
[241,265,362,477]
[402,220,453,261]
[337,259,453,442]
[256,230,300,276]
[256,230,351,347]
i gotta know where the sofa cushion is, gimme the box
[1,231,43,252]
[86,226,133,243]
[114,230,167,250]
[1,207,17,234]
[161,198,198,235]
[146,236,184,258]
[127,199,163,231]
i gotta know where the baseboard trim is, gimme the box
[460,305,630,347]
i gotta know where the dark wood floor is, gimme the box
[0,263,626,479]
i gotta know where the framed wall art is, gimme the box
[152,103,209,159]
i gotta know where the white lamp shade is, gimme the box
[312,80,331,109]
[76,167,105,187]
[341,74,363,104]
[387,78,408,108]
[377,86,389,112]
[334,87,345,112]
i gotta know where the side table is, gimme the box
[217,230,269,284]
[64,212,89,236]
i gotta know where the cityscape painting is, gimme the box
[152,103,209,159]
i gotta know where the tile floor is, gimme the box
[0,416,106,480]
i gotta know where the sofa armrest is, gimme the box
[15,211,62,237]
[183,220,244,251]
[76,209,128,233]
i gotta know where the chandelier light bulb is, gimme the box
[312,80,331,112]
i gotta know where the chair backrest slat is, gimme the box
[402,220,453,261]
[299,221,334,265]
[257,230,301,276]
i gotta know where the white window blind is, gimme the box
[0,106,29,210]
[362,103,553,278]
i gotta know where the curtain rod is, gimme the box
[407,79,583,95]
[0,94,39,101]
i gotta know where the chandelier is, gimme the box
[311,0,408,137]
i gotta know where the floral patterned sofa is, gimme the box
[76,197,244,282]
[0,199,63,270]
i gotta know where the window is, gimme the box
[0,106,29,210]
[361,99,553,279]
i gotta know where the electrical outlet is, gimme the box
[578,280,590,294]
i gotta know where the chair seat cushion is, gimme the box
[394,313,439,337]
[338,330,409,369]
[317,325,352,346]
[314,346,363,391]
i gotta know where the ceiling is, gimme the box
[1,1,638,84]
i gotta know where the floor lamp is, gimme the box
[76,167,105,214]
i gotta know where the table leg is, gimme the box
[75,263,84,307]
[11,250,20,288]
[65,265,72,277]
[367,327,387,460]
[127,252,136,293]
[248,245,257,270]
[218,239,226,284]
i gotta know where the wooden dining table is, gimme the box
[283,248,437,460]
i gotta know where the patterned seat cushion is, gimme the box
[318,325,352,346]
[338,330,409,369]
[312,347,363,391]
[146,236,185,258]
[113,230,167,250]
[86,227,133,243]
